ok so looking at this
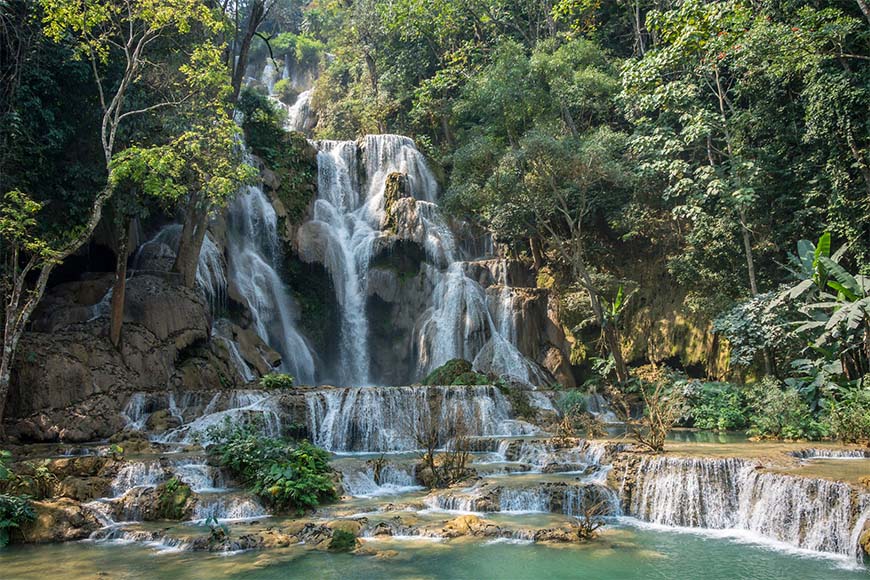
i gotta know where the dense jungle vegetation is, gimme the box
[0,0,869,445]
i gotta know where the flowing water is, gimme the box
[226,185,316,383]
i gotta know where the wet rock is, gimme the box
[14,498,101,543]
[145,410,182,434]
[441,515,501,538]
[56,476,111,502]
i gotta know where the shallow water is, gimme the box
[2,522,866,579]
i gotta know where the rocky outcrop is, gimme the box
[13,498,102,544]
[7,274,243,442]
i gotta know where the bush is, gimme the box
[682,381,747,431]
[824,385,870,444]
[206,420,336,514]
[745,378,826,440]
[422,359,489,386]
[329,529,357,552]
[260,372,295,390]
[273,78,299,106]
[0,494,35,547]
[156,477,193,520]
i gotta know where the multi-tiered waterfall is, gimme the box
[293,133,546,386]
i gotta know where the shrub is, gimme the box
[682,381,747,431]
[156,477,193,520]
[0,494,35,547]
[745,378,826,440]
[251,442,335,512]
[273,78,299,105]
[824,384,870,444]
[207,420,336,514]
[423,359,481,385]
[260,372,295,390]
[329,529,357,552]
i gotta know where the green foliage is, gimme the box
[273,79,299,106]
[155,477,192,521]
[422,359,488,386]
[0,494,36,548]
[556,390,588,415]
[237,88,318,223]
[328,529,357,552]
[824,382,870,444]
[745,378,826,440]
[259,373,295,390]
[682,381,747,432]
[206,420,336,514]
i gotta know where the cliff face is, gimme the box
[8,273,245,442]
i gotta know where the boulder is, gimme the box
[14,498,101,544]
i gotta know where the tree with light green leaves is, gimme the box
[0,0,228,436]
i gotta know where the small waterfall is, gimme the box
[340,462,421,497]
[111,462,166,497]
[132,224,227,314]
[227,185,315,383]
[121,393,150,431]
[627,456,870,559]
[193,494,267,522]
[156,390,283,445]
[171,460,227,493]
[363,135,438,204]
[498,488,552,513]
[789,449,870,459]
[212,320,256,382]
[286,89,313,133]
[261,61,278,94]
[305,385,538,452]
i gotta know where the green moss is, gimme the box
[156,477,192,521]
[329,529,357,552]
[423,359,490,386]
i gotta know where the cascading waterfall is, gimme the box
[304,385,538,452]
[286,89,313,133]
[111,462,166,497]
[626,456,870,559]
[340,462,421,497]
[227,185,315,383]
[309,141,376,384]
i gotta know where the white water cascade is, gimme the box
[626,456,870,559]
[304,385,538,452]
[227,185,316,383]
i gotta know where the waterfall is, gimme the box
[227,185,315,383]
[286,89,313,133]
[309,141,376,384]
[304,385,538,452]
[339,462,421,497]
[627,456,870,559]
[789,449,870,459]
[171,460,227,493]
[193,494,267,522]
[261,62,278,94]
[156,390,283,445]
[111,462,166,497]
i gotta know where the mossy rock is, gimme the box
[423,359,489,386]
[155,478,194,520]
[328,529,358,552]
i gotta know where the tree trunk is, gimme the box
[231,0,265,104]
[573,256,630,384]
[529,237,545,270]
[856,0,870,26]
[109,218,132,348]
[173,201,210,289]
